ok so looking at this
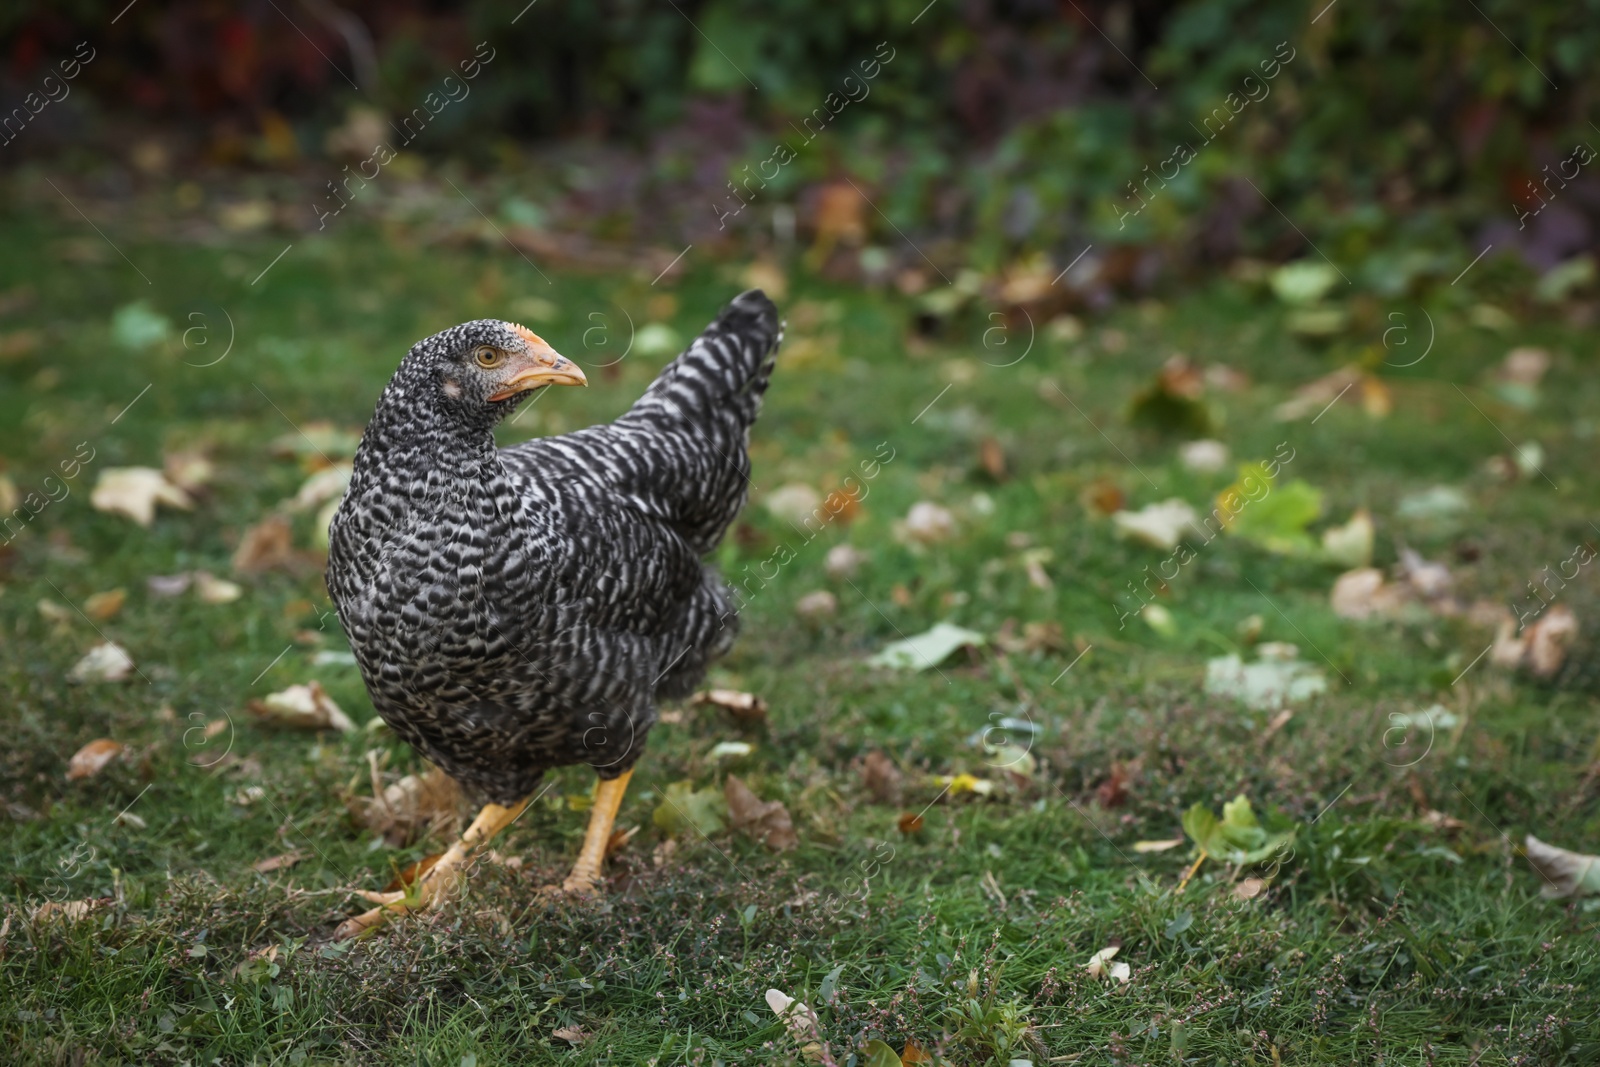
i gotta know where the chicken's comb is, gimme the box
[510,323,550,349]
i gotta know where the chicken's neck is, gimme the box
[356,398,509,499]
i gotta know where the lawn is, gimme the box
[2,202,1599,1065]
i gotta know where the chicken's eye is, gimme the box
[473,346,505,368]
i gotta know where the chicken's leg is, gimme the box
[334,796,530,940]
[557,768,635,895]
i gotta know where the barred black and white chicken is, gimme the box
[326,290,781,937]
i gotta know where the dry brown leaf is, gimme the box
[811,182,867,253]
[861,750,903,805]
[821,486,862,525]
[84,589,126,621]
[66,738,124,780]
[383,852,443,891]
[30,898,104,923]
[901,1039,933,1063]
[1234,877,1266,900]
[694,688,769,723]
[352,764,462,847]
[900,501,955,545]
[1273,365,1363,422]
[232,515,296,574]
[1496,347,1550,388]
[193,571,242,604]
[91,467,193,526]
[724,774,798,851]
[1082,479,1126,516]
[1492,606,1578,678]
[247,681,355,733]
[1524,834,1600,898]
[552,1026,591,1044]
[978,437,1007,481]
[824,544,866,579]
[252,850,305,873]
[162,449,215,494]
[1330,568,1407,620]
[605,824,640,857]
[795,590,838,622]
[1132,838,1184,853]
[68,641,135,683]
[897,811,925,834]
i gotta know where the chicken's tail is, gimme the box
[622,289,782,440]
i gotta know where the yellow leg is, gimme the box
[334,796,530,940]
[559,768,635,895]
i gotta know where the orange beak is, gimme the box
[486,325,588,401]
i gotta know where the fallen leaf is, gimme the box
[795,589,838,621]
[897,812,925,834]
[162,450,215,494]
[652,780,727,838]
[552,1026,590,1044]
[1111,499,1200,550]
[765,987,821,1042]
[1179,439,1229,473]
[83,589,126,621]
[1270,260,1340,305]
[900,501,956,545]
[765,483,823,527]
[289,465,352,512]
[232,515,296,574]
[1524,835,1600,898]
[30,898,104,923]
[861,1038,903,1067]
[1330,567,1408,620]
[383,853,442,891]
[90,468,193,526]
[1491,347,1550,410]
[931,772,995,797]
[68,641,135,684]
[1133,838,1184,853]
[694,688,768,723]
[1182,795,1295,866]
[1272,365,1362,421]
[1492,606,1577,678]
[866,622,986,671]
[1128,355,1212,436]
[862,750,903,805]
[1205,650,1326,710]
[252,850,305,873]
[1234,877,1266,900]
[193,571,243,604]
[824,544,866,579]
[247,681,355,733]
[978,437,1007,480]
[822,485,863,525]
[900,1039,932,1063]
[1086,945,1131,984]
[725,774,798,851]
[351,763,461,846]
[66,738,124,780]
[1321,509,1374,568]
[147,573,193,597]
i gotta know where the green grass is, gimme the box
[3,207,1600,1065]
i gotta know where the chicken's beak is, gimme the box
[487,329,587,401]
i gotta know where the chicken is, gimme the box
[326,290,782,937]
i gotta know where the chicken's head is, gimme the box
[409,320,587,420]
